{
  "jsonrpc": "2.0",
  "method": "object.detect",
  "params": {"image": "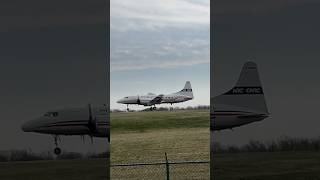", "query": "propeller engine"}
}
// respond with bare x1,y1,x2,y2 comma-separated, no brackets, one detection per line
87,104,98,134
137,96,141,105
